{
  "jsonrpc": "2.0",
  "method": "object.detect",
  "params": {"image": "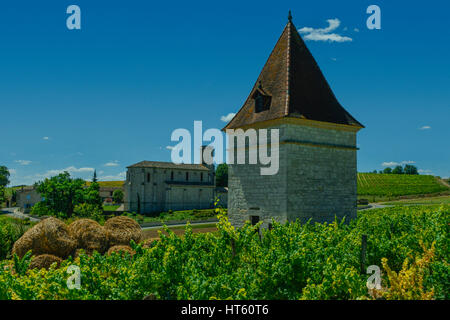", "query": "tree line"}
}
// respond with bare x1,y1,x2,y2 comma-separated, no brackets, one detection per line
371,164,419,175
